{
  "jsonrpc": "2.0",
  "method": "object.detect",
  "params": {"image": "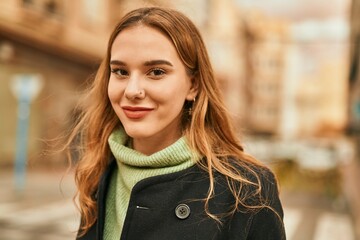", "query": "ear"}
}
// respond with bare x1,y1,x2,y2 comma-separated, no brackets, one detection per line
185,77,199,101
